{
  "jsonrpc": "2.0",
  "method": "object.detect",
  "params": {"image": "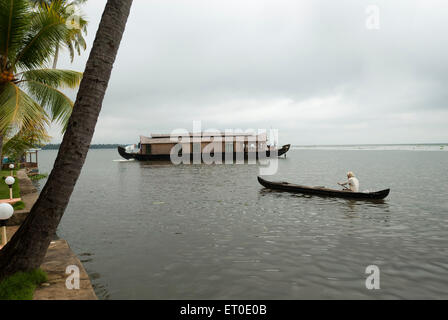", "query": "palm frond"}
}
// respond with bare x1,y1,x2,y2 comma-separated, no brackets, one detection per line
2,125,50,158
29,0,89,66
0,0,31,66
22,68,82,88
13,8,68,70
0,82,48,133
24,79,74,127
21,68,82,129
67,39,75,62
